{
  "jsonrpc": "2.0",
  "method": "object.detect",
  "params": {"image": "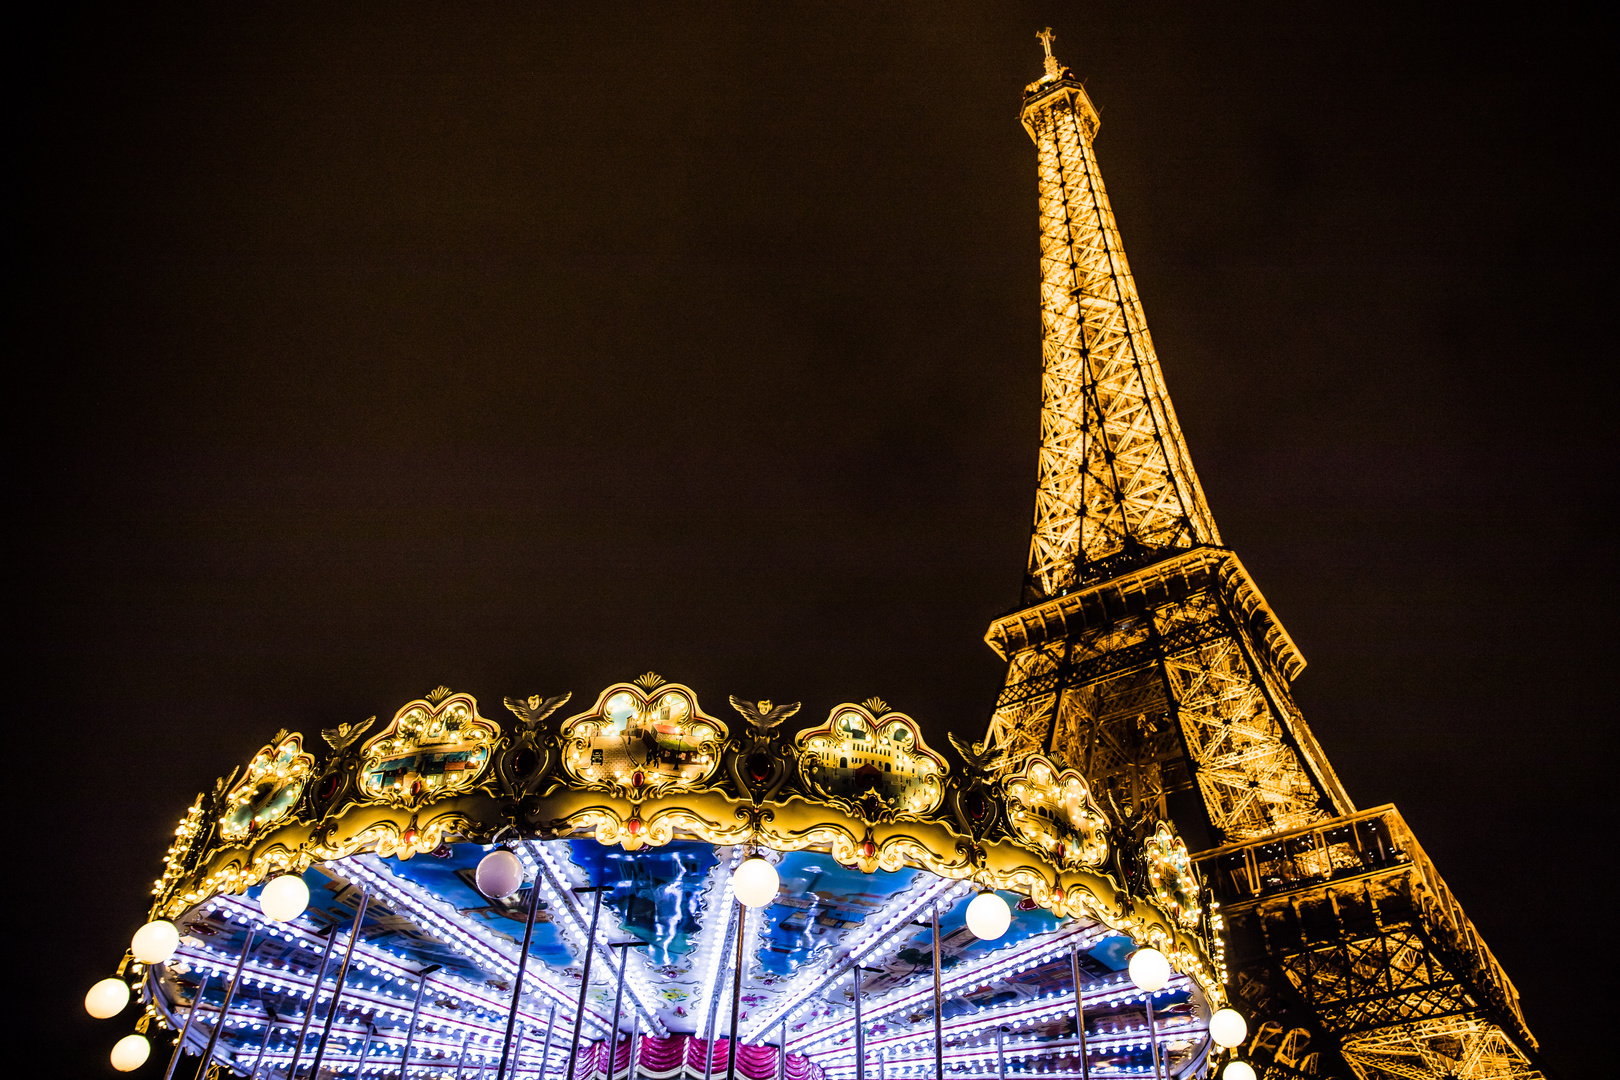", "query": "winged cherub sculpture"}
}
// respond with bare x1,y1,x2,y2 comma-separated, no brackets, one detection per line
728,696,801,736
